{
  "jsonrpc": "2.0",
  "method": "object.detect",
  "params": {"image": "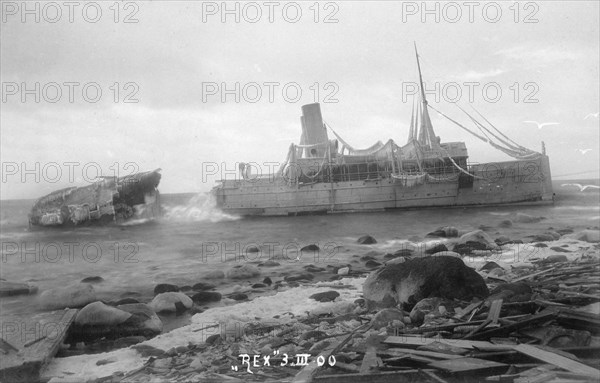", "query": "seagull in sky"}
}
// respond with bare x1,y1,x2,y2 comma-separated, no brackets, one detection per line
576,148,593,155
561,183,600,192
584,112,599,120
523,121,560,129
